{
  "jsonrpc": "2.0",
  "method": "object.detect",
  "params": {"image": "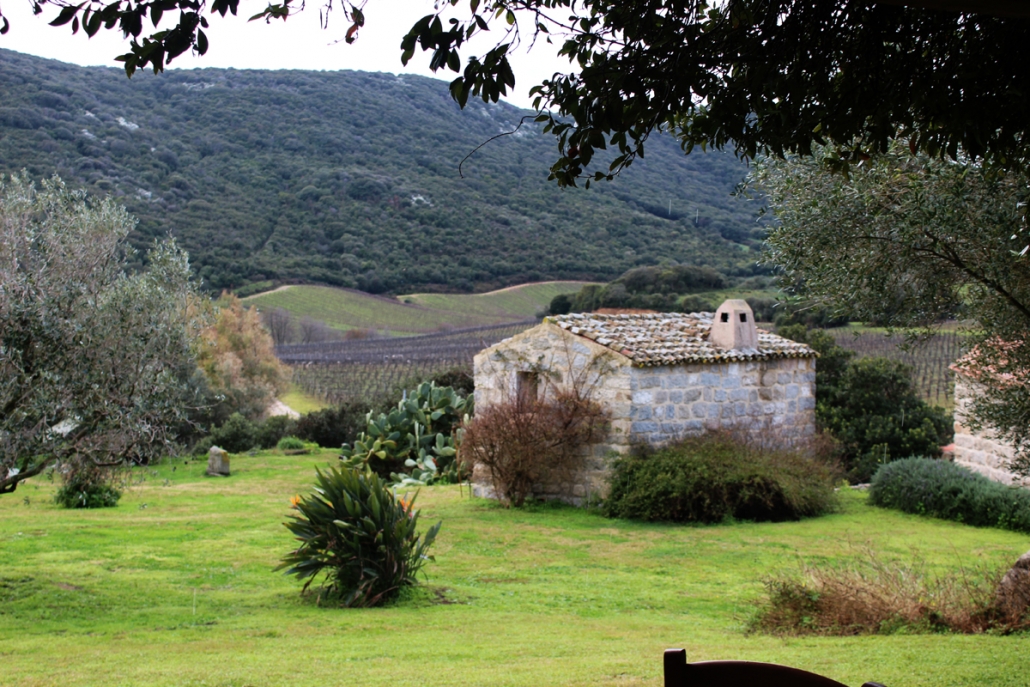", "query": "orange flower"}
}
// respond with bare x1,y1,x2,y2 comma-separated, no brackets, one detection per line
289,494,302,509
399,497,410,512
